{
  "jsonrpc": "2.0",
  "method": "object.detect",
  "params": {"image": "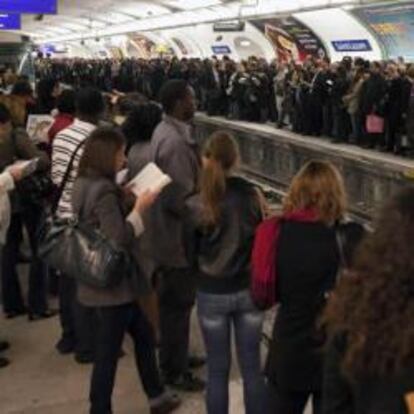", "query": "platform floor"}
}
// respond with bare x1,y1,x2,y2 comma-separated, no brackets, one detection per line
0,303,314,414
0,270,311,414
